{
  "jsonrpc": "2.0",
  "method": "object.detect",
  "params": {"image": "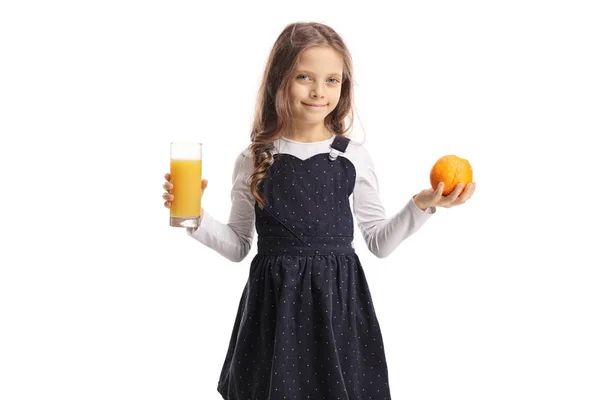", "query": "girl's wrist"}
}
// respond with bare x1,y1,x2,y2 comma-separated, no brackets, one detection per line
412,195,428,211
